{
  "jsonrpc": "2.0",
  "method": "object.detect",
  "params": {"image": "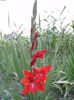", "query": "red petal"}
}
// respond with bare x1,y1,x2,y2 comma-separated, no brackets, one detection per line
36,81,45,91
22,86,29,94
21,77,30,85
40,64,52,74
32,67,40,73
21,77,25,85
29,83,36,93
24,70,34,76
